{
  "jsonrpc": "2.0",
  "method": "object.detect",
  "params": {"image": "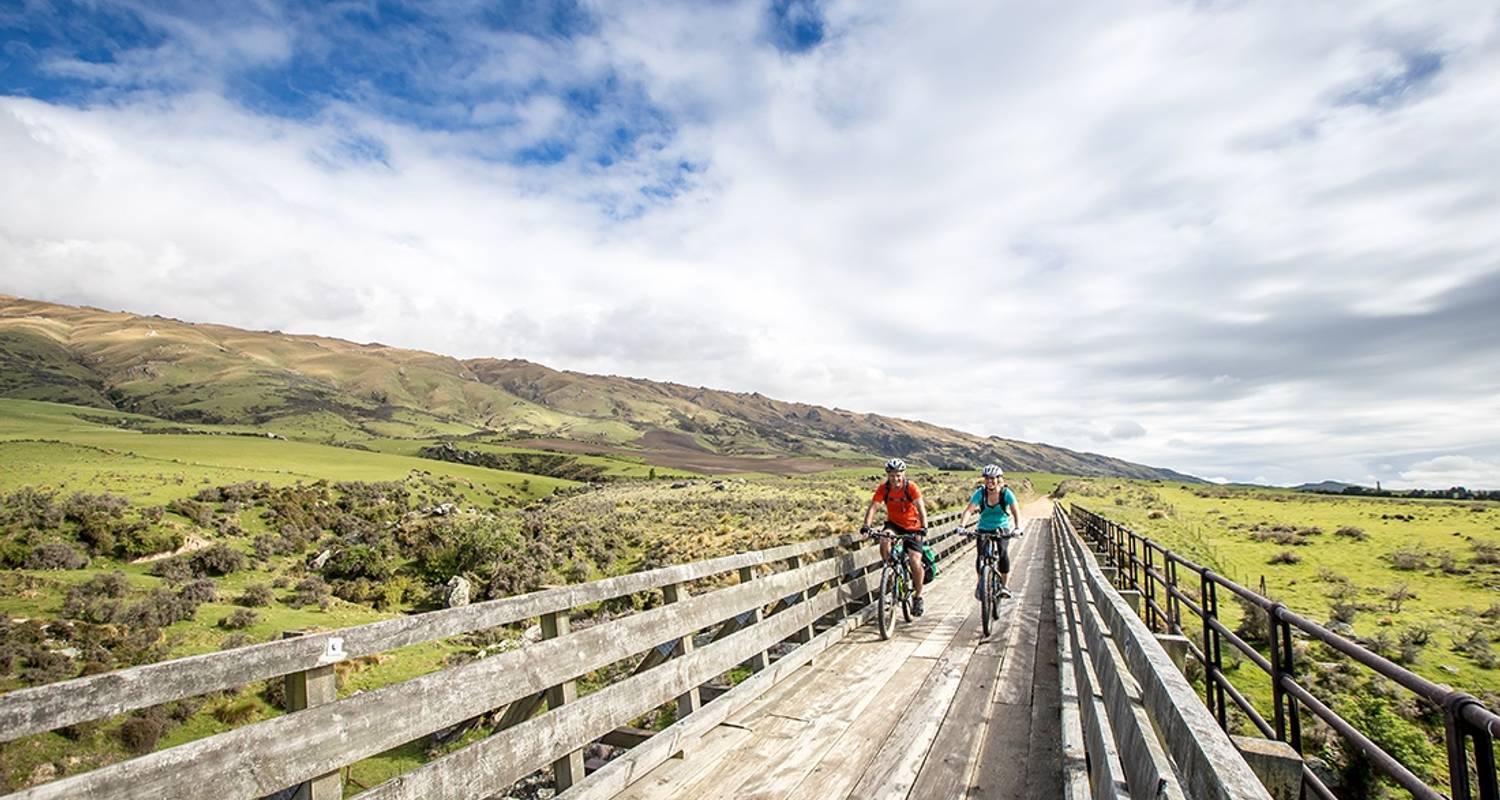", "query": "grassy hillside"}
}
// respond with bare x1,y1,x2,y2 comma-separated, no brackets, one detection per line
0,294,1189,480
1058,478,1500,795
